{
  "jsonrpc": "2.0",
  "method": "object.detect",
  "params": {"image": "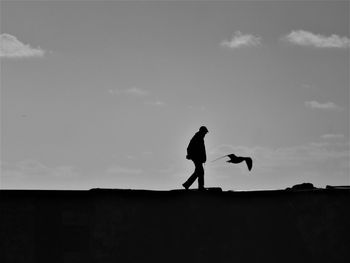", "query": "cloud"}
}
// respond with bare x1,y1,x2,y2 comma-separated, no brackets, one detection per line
0,33,45,58
109,87,149,97
209,141,349,177
304,101,342,111
283,30,350,48
188,105,206,111
109,87,166,107
124,87,149,96
321,134,345,139
108,89,121,95
301,83,319,90
1,159,79,178
221,31,261,49
106,165,142,176
145,100,165,106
